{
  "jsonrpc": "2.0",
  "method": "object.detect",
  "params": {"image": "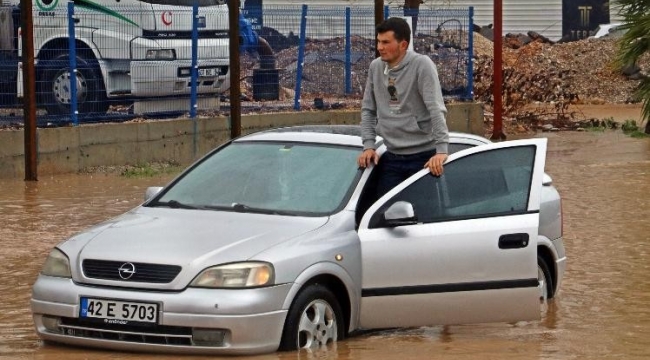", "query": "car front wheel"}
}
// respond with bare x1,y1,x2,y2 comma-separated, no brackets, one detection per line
538,256,553,314
279,284,344,351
